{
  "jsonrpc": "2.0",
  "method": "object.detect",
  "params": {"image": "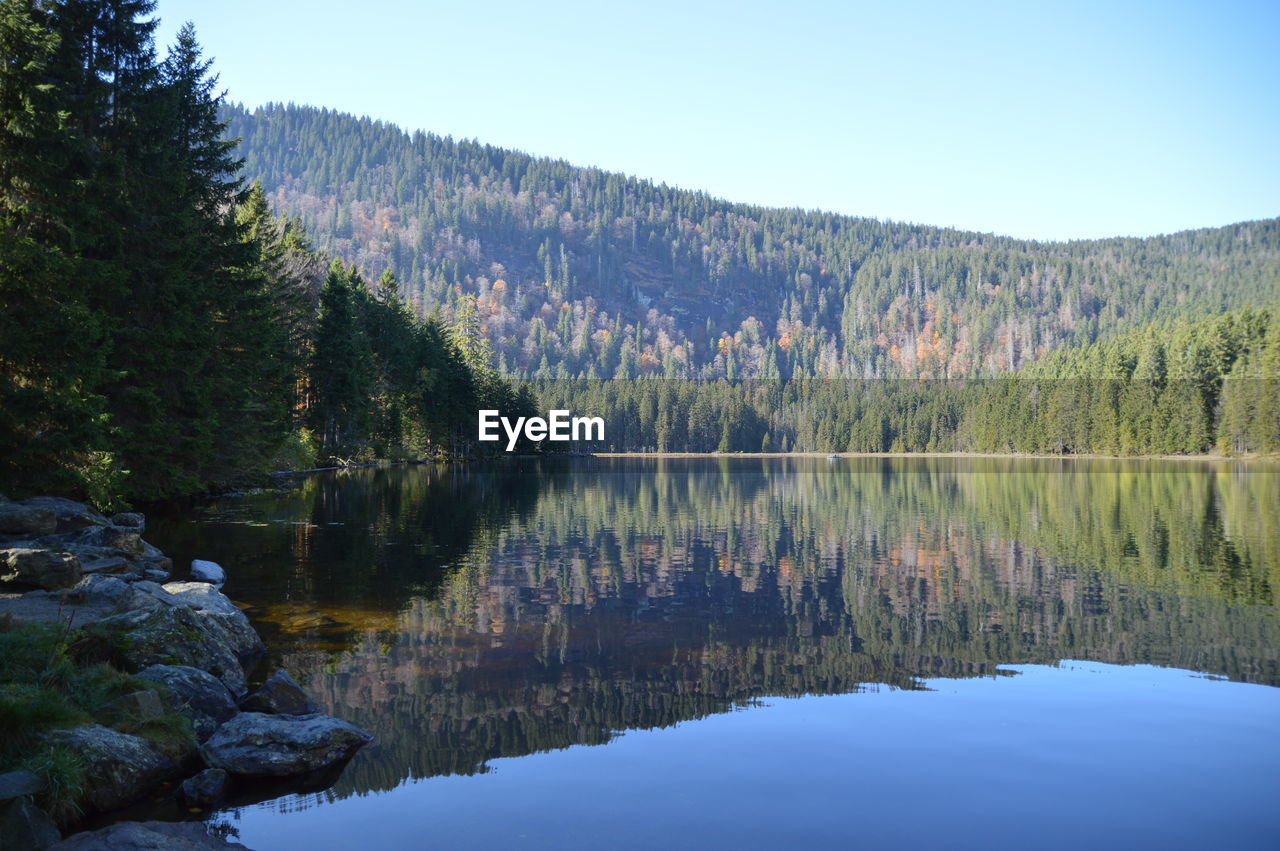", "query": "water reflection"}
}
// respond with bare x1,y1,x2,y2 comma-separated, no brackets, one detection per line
148,458,1280,811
